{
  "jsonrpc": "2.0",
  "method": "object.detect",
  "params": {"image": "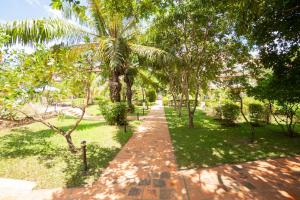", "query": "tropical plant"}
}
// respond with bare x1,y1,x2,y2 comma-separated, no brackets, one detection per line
0,0,170,105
